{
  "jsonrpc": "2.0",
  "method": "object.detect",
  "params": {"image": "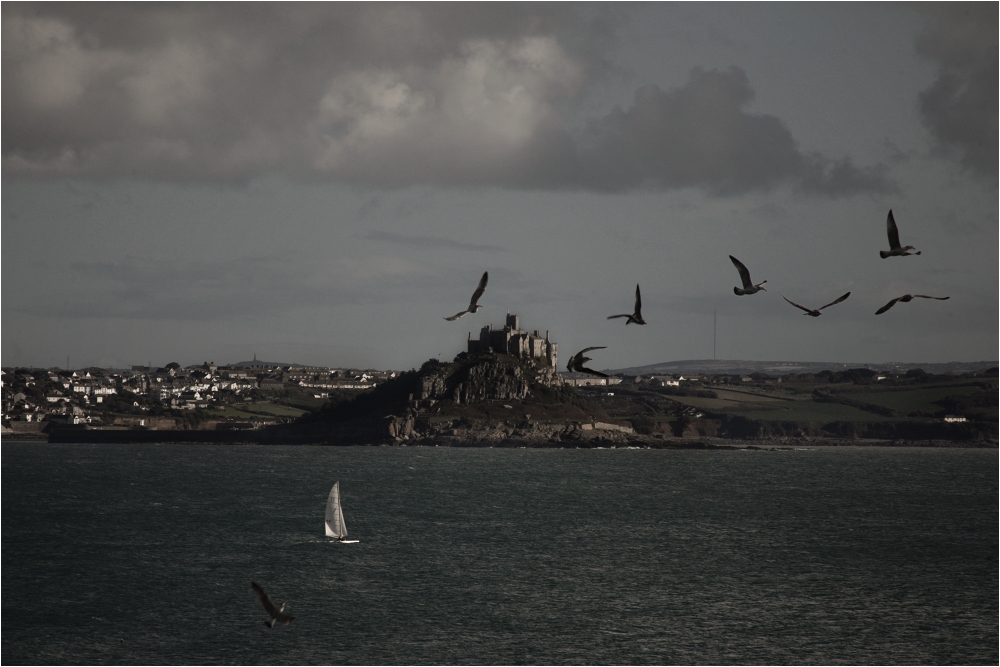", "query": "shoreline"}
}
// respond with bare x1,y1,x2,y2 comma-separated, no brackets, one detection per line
28,427,999,449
